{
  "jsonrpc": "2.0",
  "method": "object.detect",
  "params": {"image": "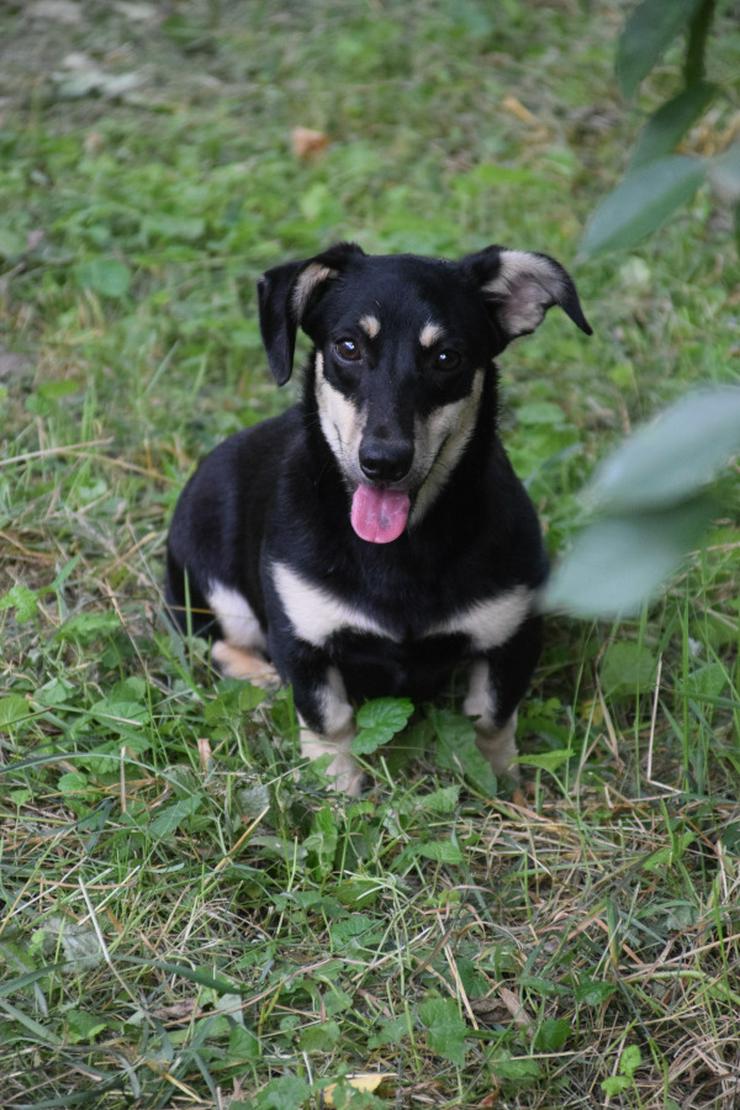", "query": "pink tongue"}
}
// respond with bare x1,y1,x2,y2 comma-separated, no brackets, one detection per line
351,485,411,544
